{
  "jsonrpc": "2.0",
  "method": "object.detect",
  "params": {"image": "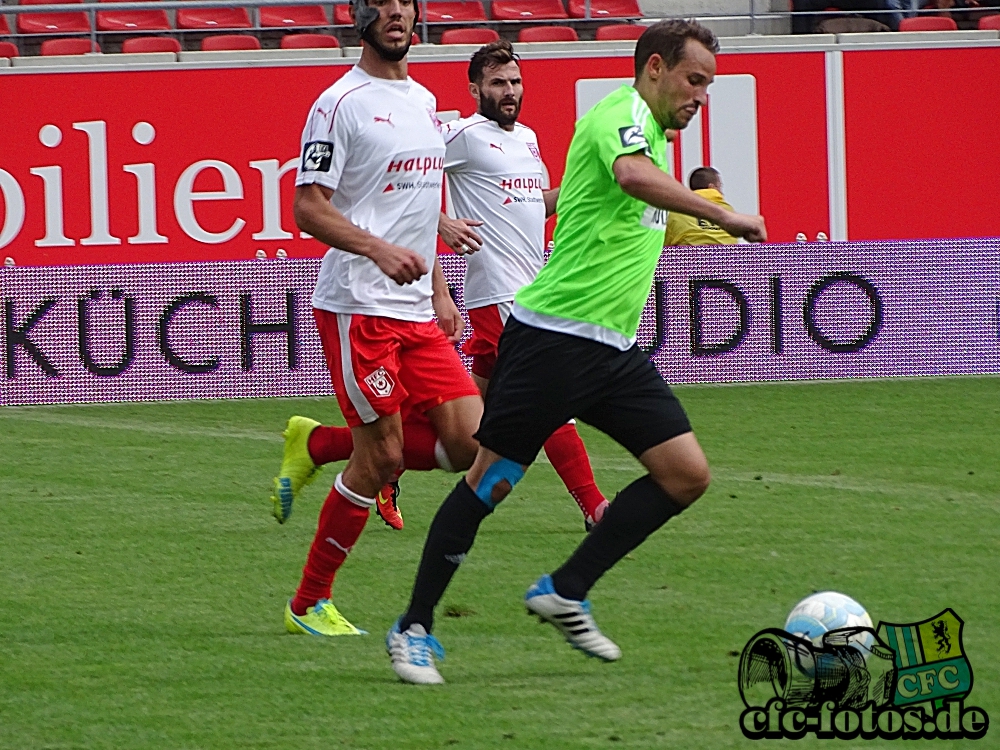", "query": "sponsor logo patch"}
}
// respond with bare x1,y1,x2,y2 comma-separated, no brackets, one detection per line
363,366,395,397
302,141,333,172
618,125,646,148
640,204,668,230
